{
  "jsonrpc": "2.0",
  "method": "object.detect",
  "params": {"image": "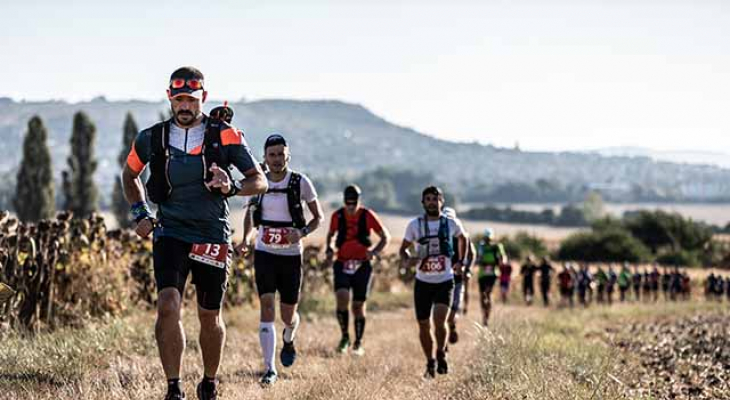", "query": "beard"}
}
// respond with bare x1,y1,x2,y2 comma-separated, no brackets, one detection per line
174,109,197,126
425,206,440,217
